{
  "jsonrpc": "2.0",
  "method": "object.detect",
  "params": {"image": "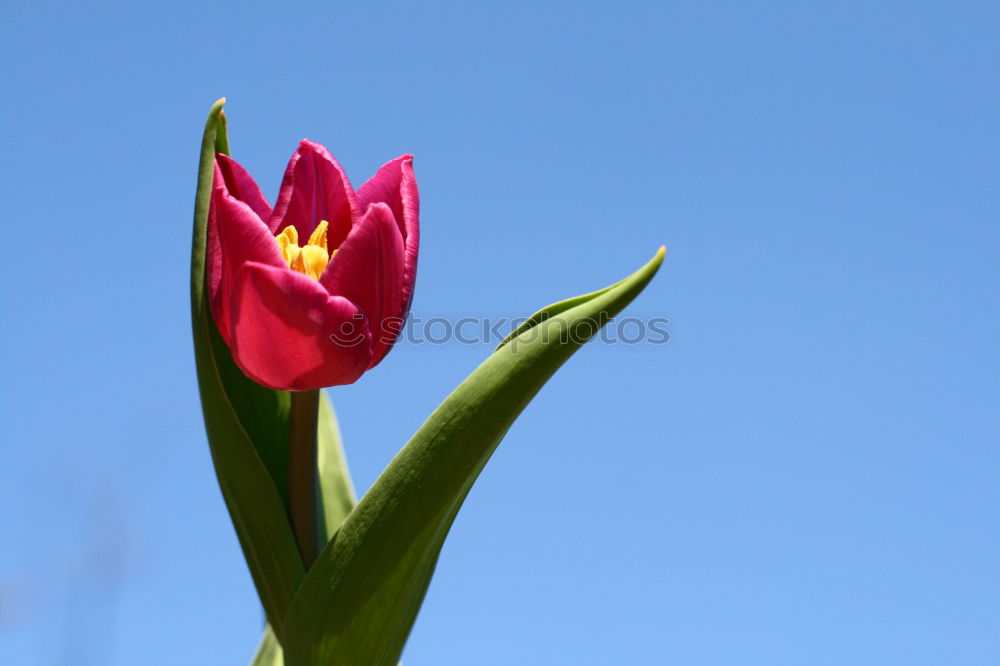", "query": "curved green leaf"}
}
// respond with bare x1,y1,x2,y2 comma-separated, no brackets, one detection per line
495,279,622,349
250,625,283,666
316,390,357,545
281,247,666,665
190,99,304,635
252,390,357,665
